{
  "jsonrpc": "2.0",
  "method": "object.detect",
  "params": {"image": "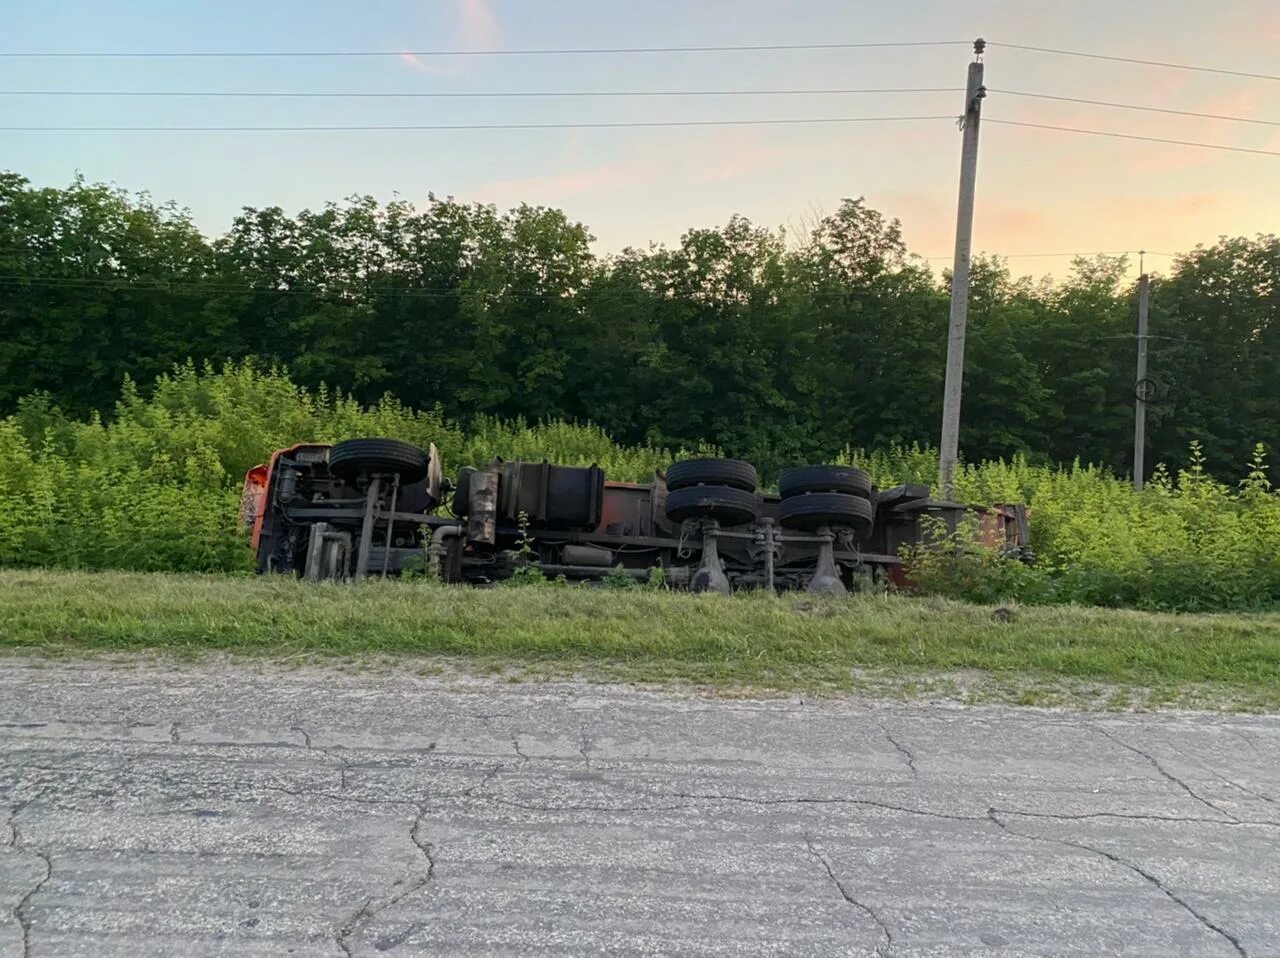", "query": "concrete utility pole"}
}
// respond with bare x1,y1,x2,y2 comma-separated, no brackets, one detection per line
1133,269,1150,490
938,39,986,499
